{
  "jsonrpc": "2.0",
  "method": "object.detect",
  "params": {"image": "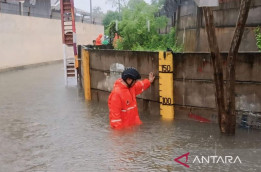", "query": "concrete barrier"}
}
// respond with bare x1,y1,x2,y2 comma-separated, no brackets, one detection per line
0,13,104,71
80,48,261,128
